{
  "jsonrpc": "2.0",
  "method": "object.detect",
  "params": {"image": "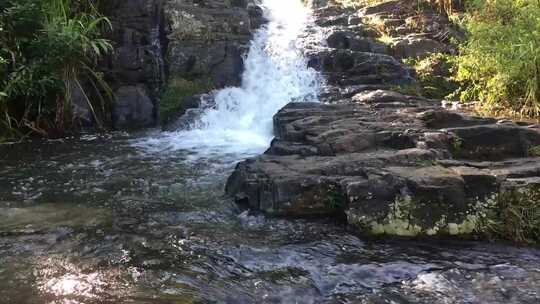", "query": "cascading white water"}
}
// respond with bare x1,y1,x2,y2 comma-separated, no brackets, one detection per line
139,0,321,157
